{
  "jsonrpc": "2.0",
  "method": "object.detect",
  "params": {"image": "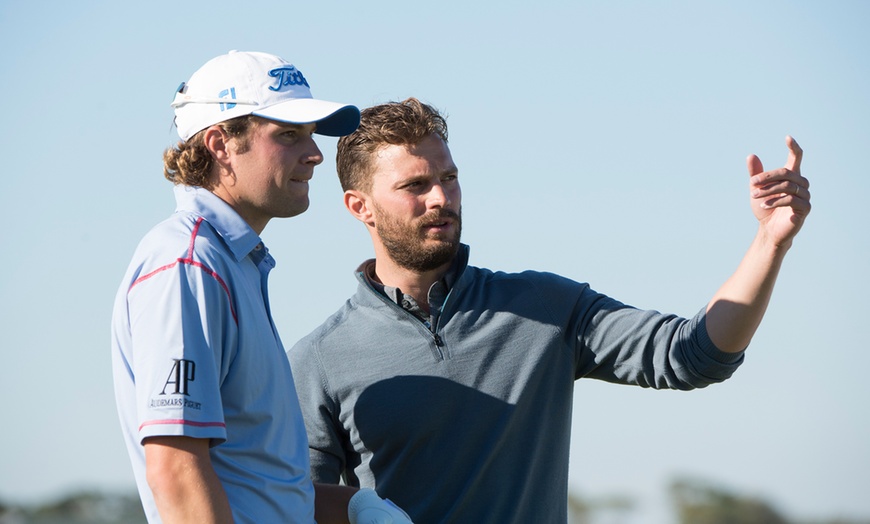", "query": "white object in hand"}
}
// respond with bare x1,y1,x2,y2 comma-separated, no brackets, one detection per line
348,488,413,524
